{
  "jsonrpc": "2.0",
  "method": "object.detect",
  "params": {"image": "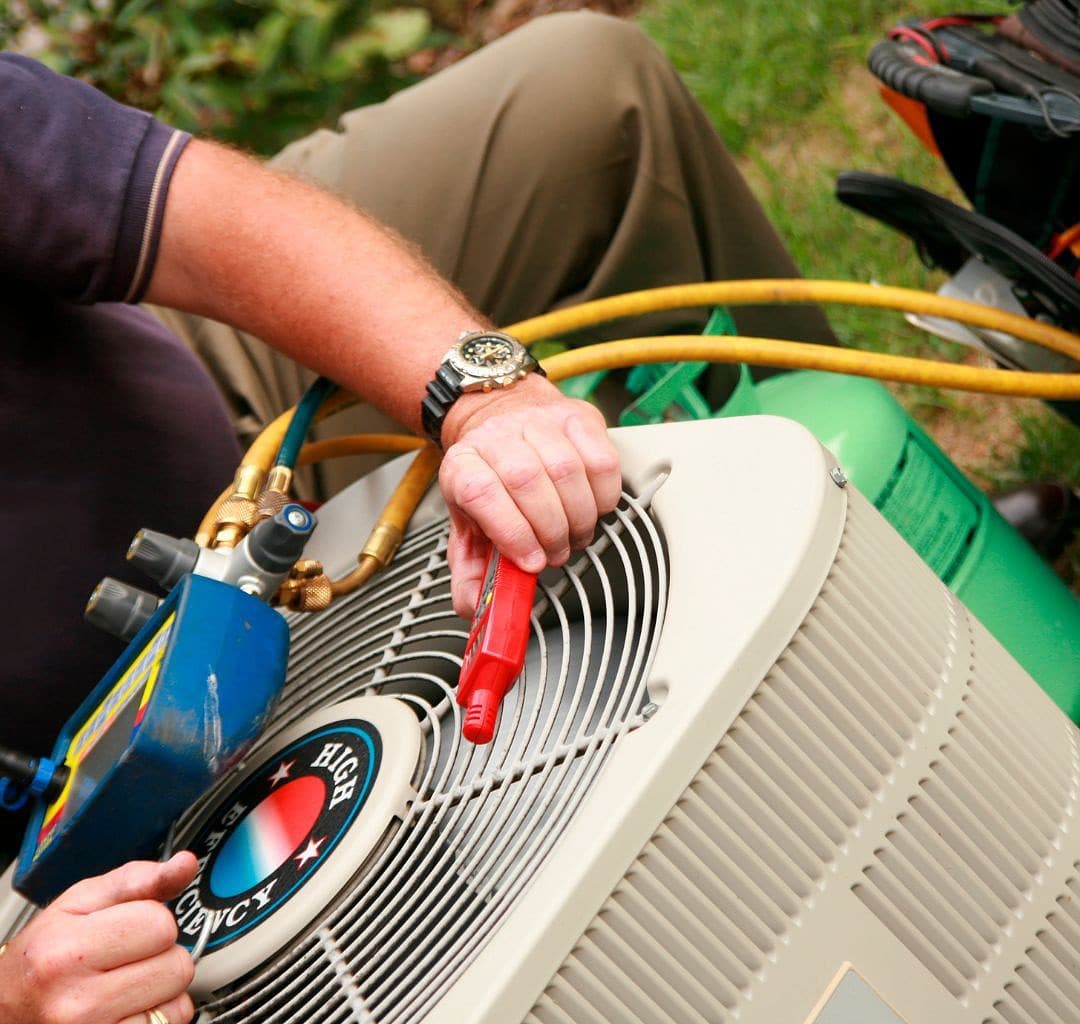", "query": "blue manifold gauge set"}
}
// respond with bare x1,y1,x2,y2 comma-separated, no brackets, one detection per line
3,503,317,905
0,381,537,908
